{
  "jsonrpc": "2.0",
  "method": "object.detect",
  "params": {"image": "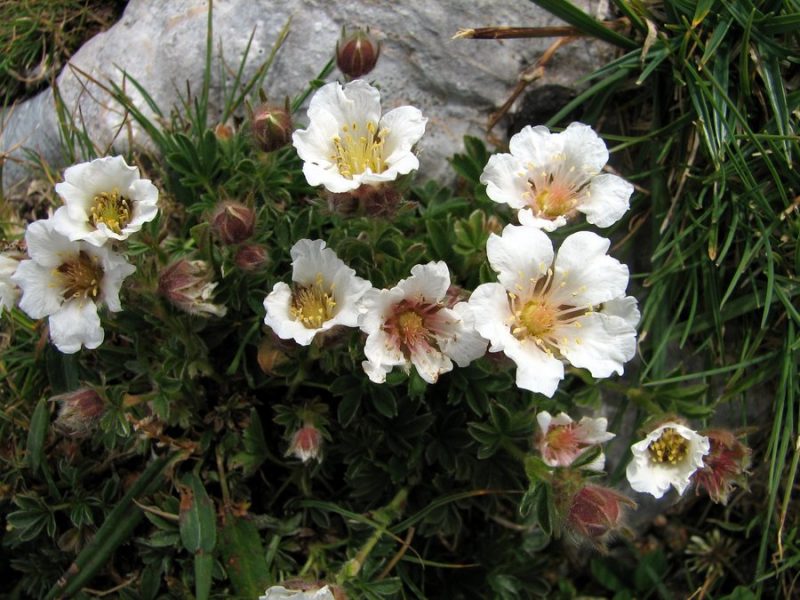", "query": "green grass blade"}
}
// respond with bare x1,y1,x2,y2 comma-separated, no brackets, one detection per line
528,0,639,49
45,454,172,599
